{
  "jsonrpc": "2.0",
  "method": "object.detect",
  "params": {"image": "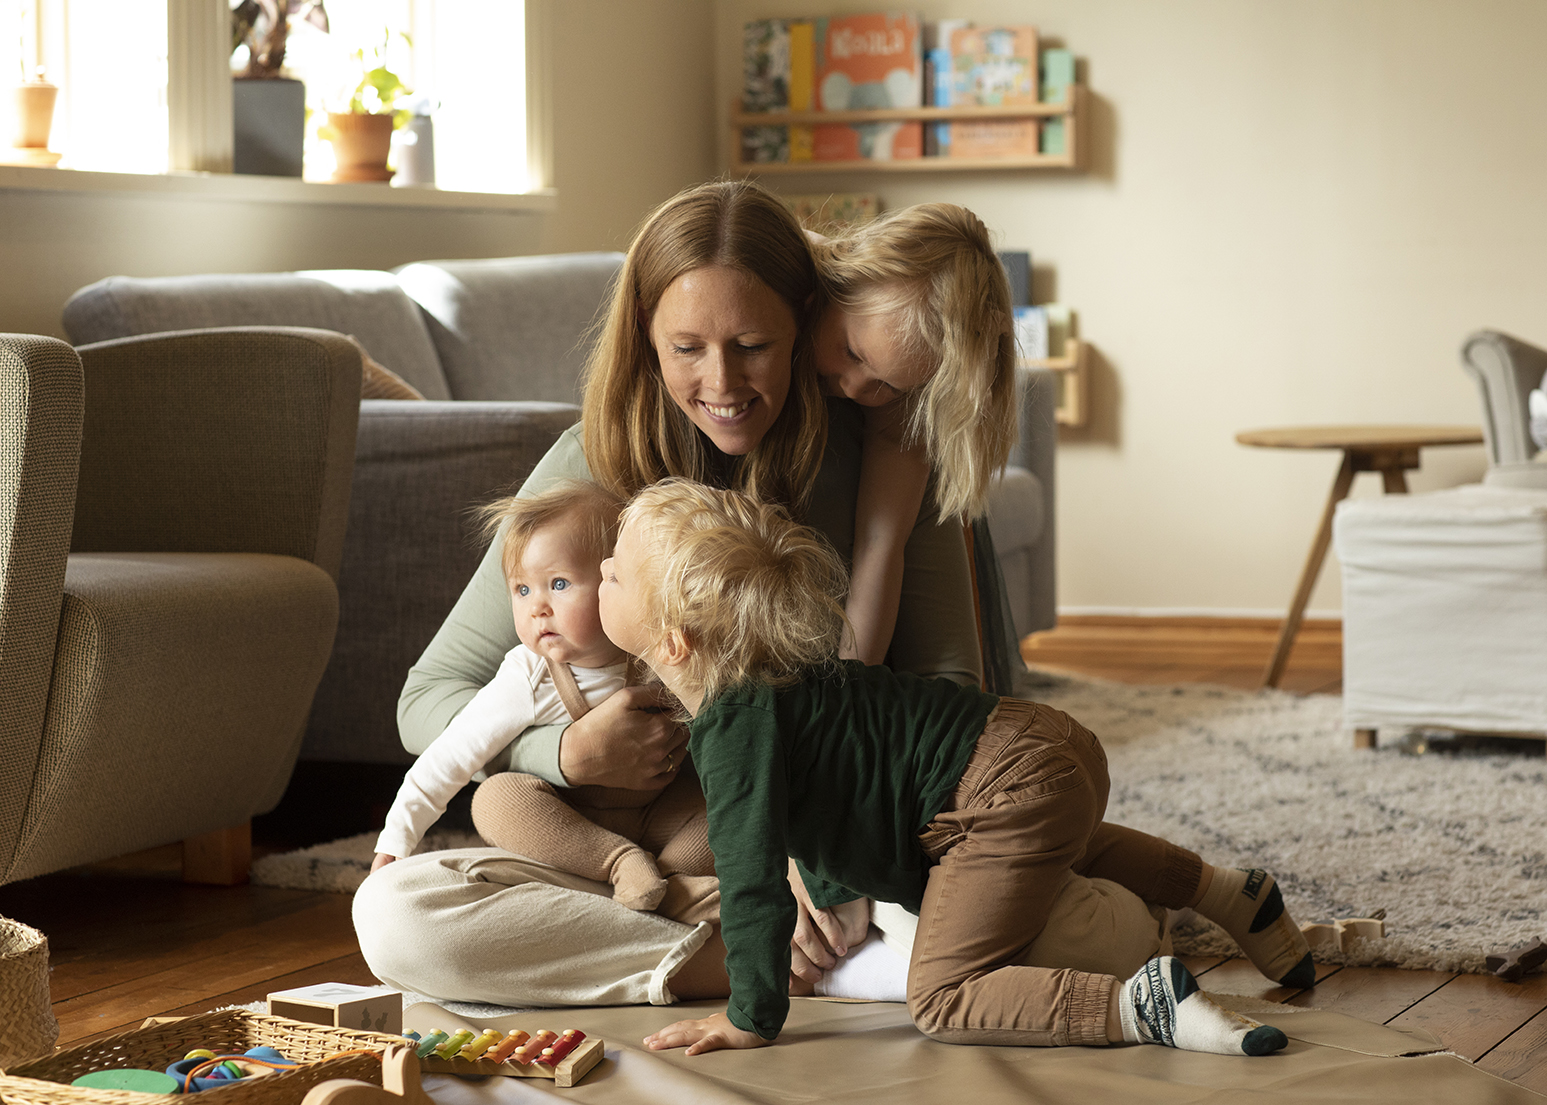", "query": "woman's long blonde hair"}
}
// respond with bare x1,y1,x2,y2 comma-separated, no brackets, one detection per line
582,180,826,515
815,203,1017,519
623,479,848,707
